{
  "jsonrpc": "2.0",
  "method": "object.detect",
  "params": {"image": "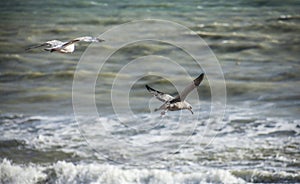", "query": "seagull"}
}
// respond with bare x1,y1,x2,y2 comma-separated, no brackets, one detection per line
146,73,204,115
25,36,104,53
